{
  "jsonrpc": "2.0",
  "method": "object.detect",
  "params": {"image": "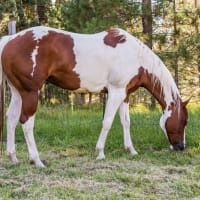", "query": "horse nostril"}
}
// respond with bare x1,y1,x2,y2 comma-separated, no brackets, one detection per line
173,143,185,151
